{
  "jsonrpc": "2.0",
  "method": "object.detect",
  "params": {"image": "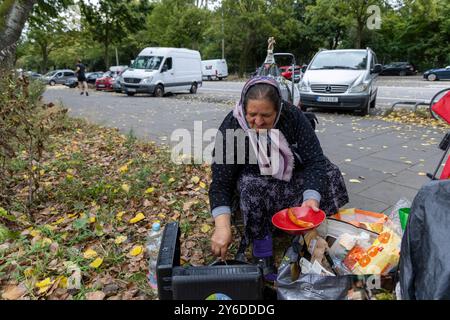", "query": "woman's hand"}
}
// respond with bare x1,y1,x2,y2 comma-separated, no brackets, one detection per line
301,199,320,212
211,215,232,260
